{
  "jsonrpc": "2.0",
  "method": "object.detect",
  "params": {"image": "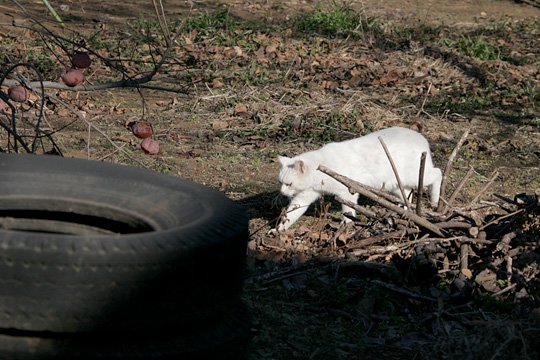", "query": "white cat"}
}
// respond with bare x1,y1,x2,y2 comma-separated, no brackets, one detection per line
274,127,442,231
